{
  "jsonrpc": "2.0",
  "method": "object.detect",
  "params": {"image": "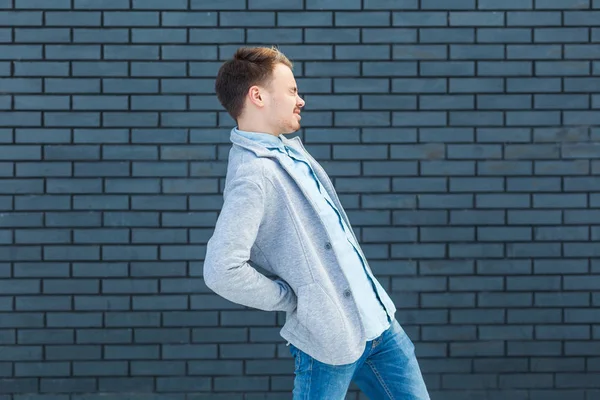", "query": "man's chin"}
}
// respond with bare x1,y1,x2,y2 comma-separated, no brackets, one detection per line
281,123,301,134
